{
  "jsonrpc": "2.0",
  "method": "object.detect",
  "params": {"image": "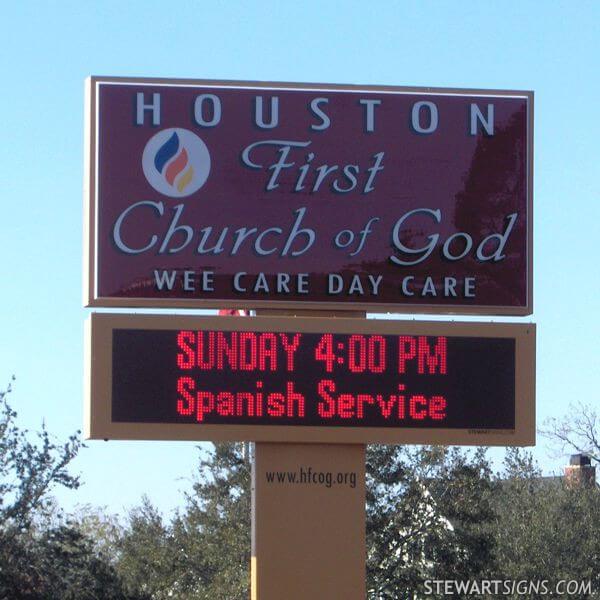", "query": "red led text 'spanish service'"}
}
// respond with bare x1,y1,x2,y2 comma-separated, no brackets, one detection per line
85,77,533,315
85,314,535,445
